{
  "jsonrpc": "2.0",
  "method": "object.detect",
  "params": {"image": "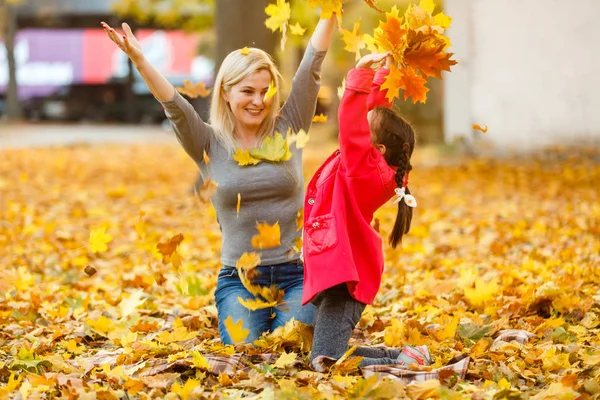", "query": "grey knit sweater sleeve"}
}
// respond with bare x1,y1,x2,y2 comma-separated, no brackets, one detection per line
280,42,327,133
159,91,214,164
